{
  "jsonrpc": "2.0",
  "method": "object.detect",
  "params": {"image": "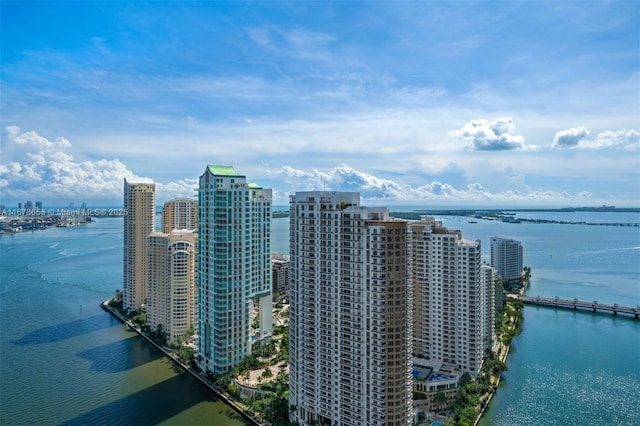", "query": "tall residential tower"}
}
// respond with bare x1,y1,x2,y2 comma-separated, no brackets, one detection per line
146,230,197,343
197,165,272,374
123,177,155,312
490,237,523,290
410,217,484,374
289,192,413,426
480,264,497,352
162,198,197,233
